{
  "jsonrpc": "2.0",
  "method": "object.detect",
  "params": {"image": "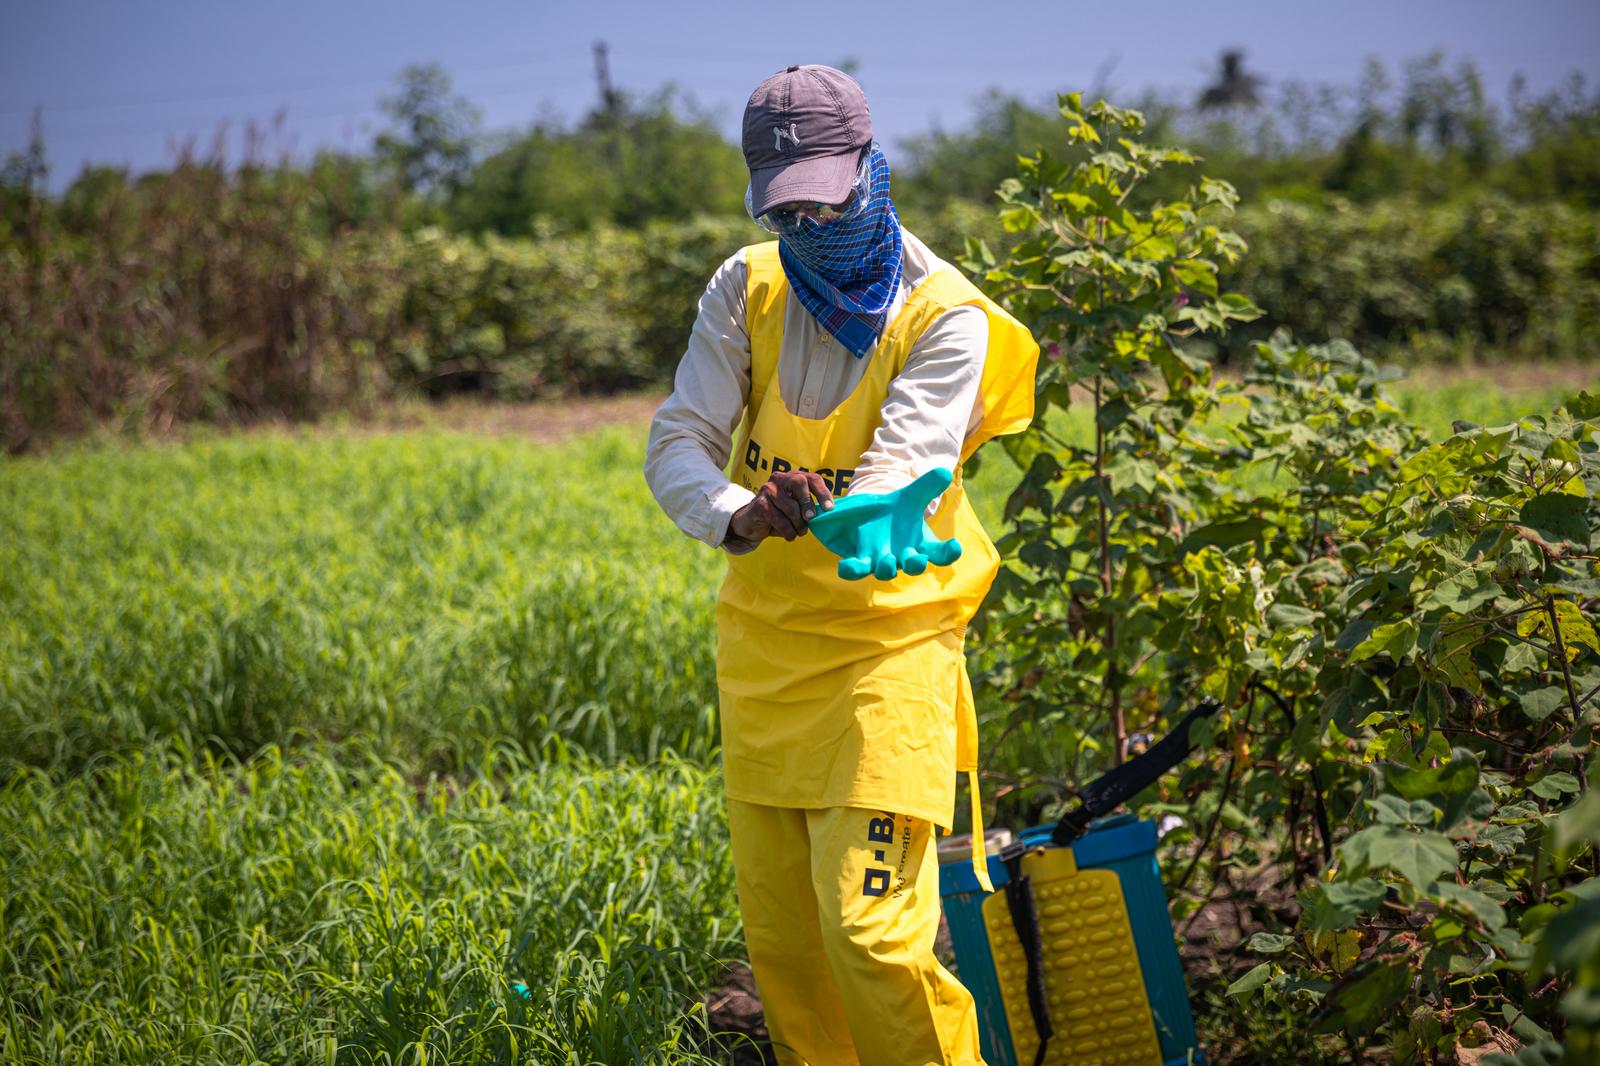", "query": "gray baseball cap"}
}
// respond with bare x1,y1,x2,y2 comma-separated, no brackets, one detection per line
742,64,873,217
